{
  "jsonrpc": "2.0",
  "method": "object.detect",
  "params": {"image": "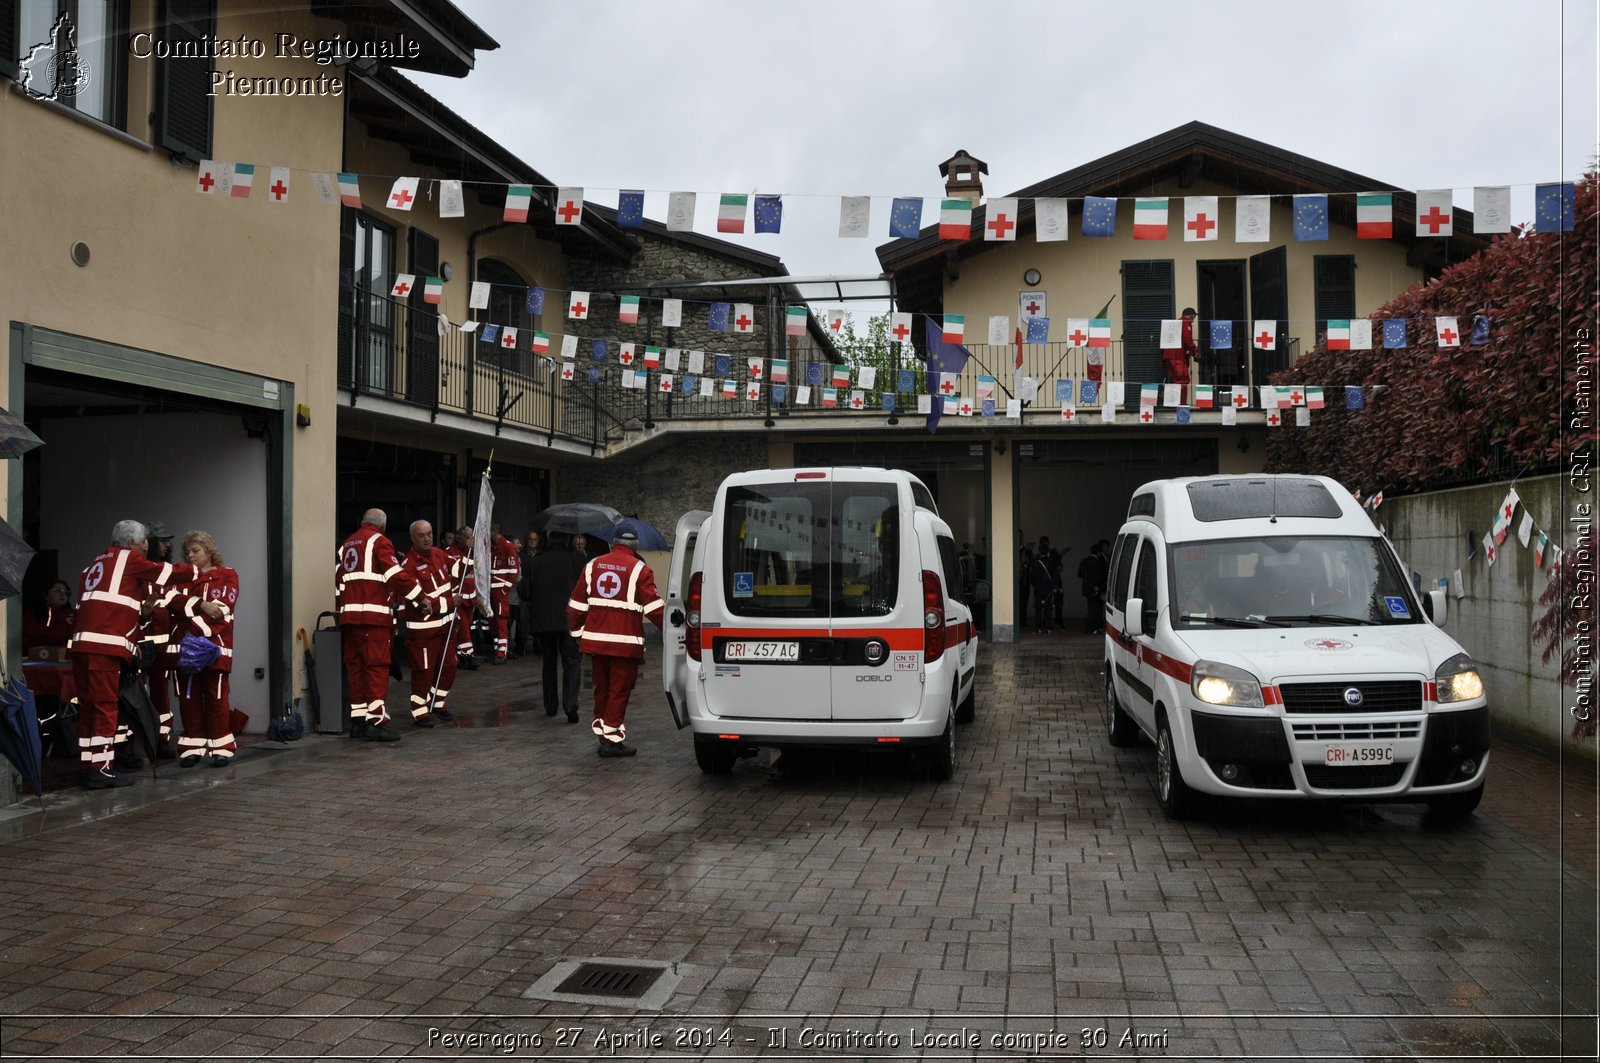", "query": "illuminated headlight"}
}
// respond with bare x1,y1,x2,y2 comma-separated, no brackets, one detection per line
1435,652,1485,703
1190,660,1264,707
